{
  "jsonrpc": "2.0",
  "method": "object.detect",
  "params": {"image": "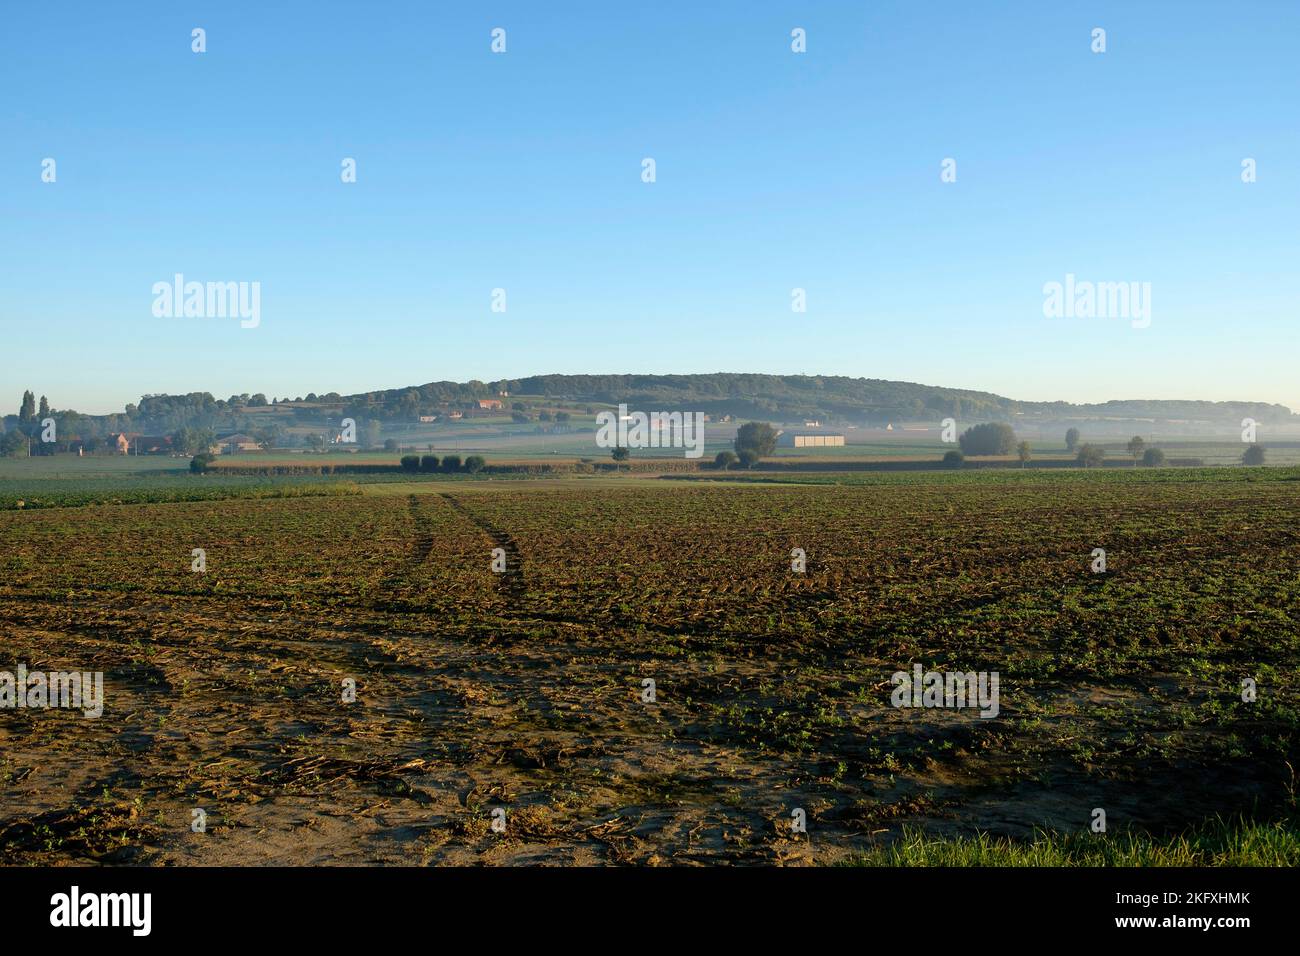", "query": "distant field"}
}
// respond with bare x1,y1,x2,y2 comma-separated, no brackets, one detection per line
1,470,1295,864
